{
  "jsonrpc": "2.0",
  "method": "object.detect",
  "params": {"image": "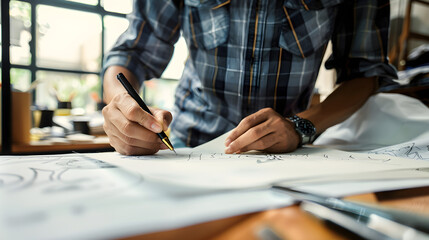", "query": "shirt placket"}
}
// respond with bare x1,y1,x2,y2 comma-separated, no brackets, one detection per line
245,0,267,115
